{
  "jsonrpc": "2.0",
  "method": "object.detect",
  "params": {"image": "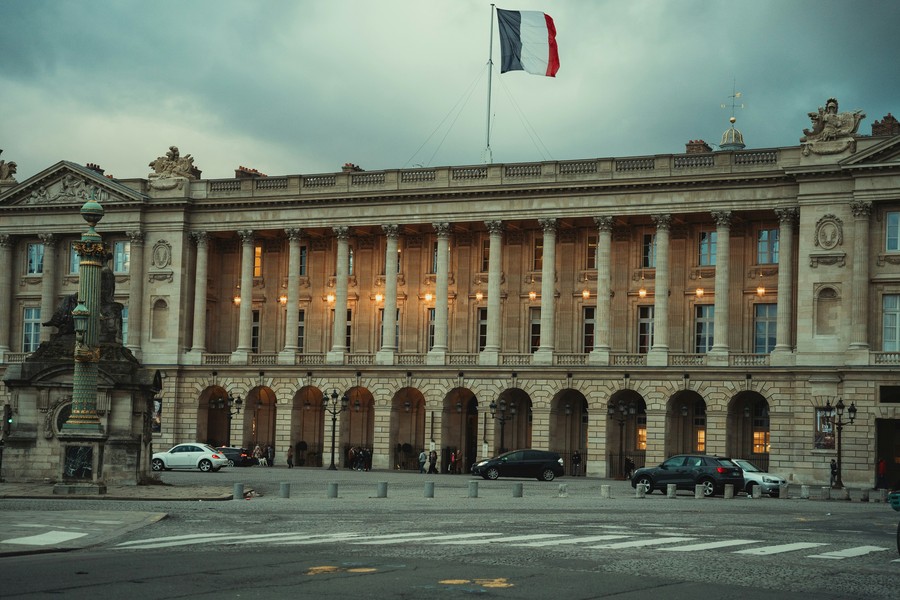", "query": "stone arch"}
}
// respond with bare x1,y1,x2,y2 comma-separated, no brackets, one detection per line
549,389,587,475
605,389,648,478
666,390,706,456
242,384,277,450
290,386,325,467
492,388,532,455
727,390,770,470
389,387,426,471
340,386,375,468
441,387,478,473
196,384,232,448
